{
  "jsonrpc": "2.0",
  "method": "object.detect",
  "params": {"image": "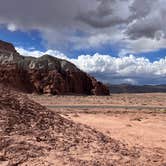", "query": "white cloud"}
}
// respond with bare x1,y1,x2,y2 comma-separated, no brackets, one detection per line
120,37,166,55
7,23,17,32
16,47,166,85
16,47,68,59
